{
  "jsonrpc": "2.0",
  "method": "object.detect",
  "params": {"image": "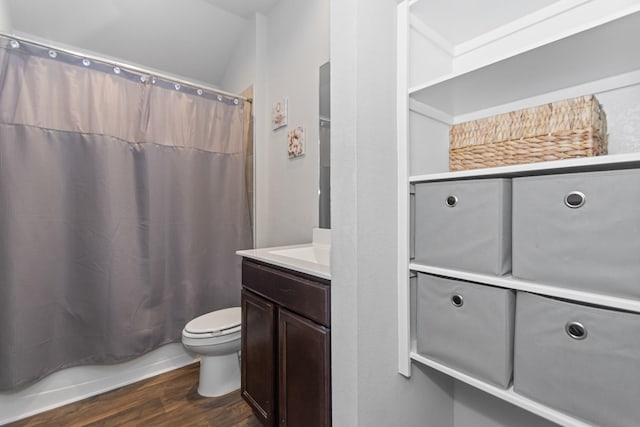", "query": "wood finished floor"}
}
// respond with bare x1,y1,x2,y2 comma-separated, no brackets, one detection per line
8,363,261,427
